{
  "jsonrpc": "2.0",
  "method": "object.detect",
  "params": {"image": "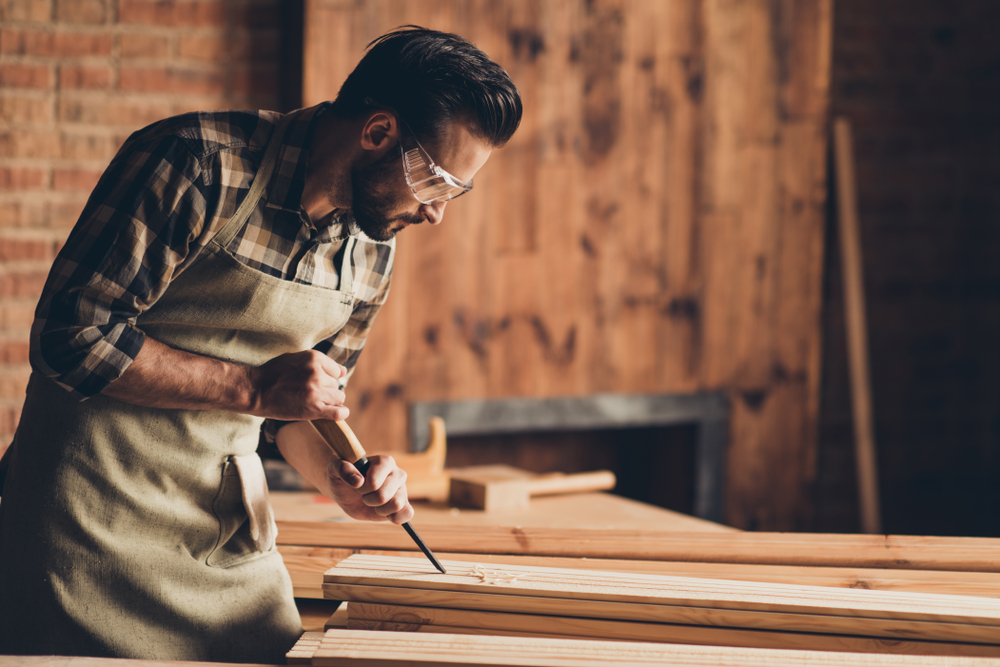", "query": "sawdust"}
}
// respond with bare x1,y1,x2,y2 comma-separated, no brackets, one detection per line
470,564,528,586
